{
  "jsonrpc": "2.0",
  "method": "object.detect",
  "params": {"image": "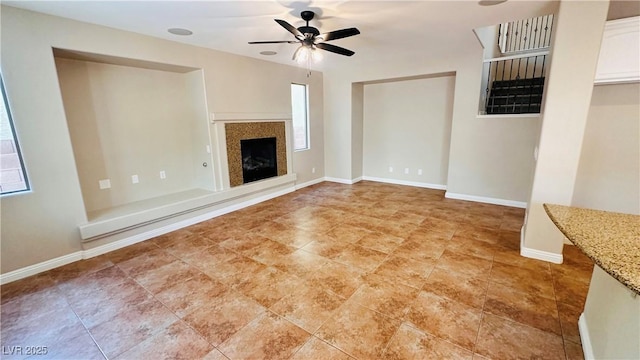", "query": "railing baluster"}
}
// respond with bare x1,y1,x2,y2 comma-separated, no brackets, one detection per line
547,15,553,47
532,17,540,49
490,61,499,113
529,55,538,112
485,61,492,113
512,21,516,52
524,20,530,50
